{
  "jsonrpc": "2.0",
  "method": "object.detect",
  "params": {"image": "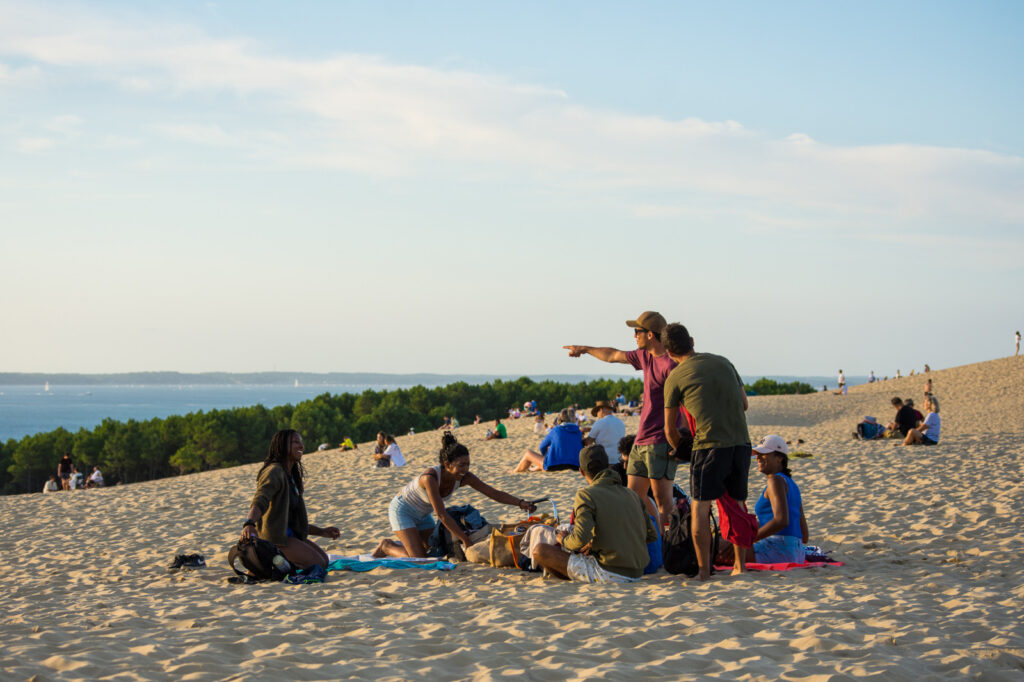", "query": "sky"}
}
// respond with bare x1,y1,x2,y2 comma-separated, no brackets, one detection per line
1,1,1022,378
